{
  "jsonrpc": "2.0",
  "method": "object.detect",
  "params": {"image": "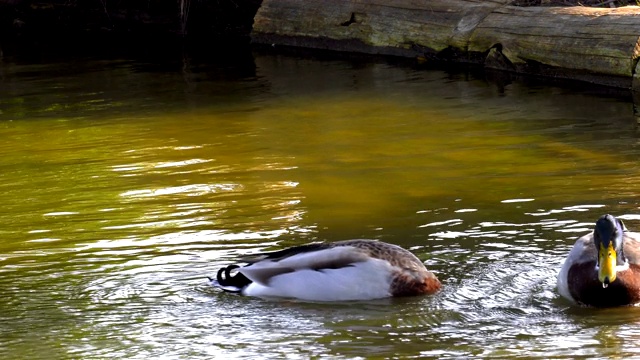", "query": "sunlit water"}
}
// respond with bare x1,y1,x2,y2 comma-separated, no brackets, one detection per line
2,44,640,359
